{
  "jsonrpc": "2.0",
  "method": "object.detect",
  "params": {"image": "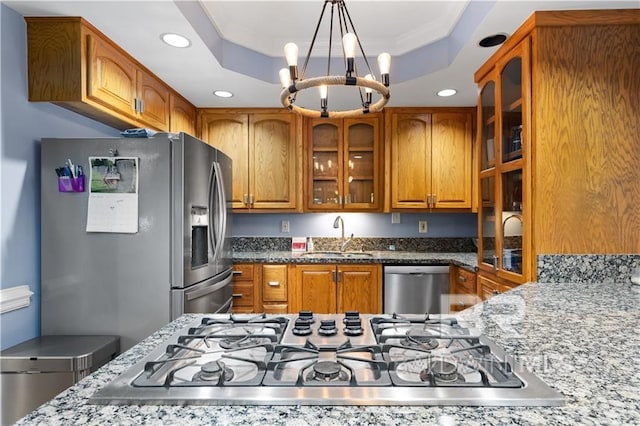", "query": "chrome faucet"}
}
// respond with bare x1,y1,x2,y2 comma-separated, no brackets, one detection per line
333,215,353,252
